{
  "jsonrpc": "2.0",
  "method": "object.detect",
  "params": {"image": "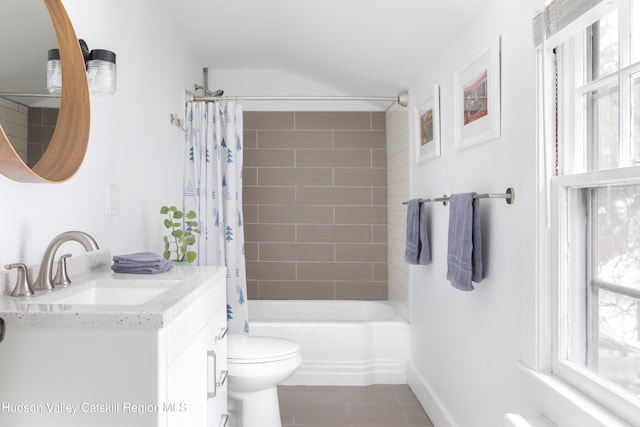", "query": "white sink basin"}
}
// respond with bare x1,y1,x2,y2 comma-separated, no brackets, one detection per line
24,279,178,306
51,286,168,305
